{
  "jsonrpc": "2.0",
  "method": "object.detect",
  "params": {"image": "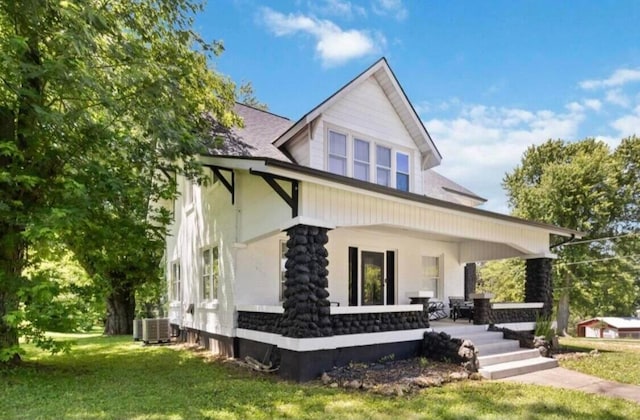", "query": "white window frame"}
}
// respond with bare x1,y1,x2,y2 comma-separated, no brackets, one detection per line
201,246,219,302
328,130,348,176
170,260,181,301
325,125,412,192
353,138,370,181
422,255,443,300
396,152,410,191
376,145,392,187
